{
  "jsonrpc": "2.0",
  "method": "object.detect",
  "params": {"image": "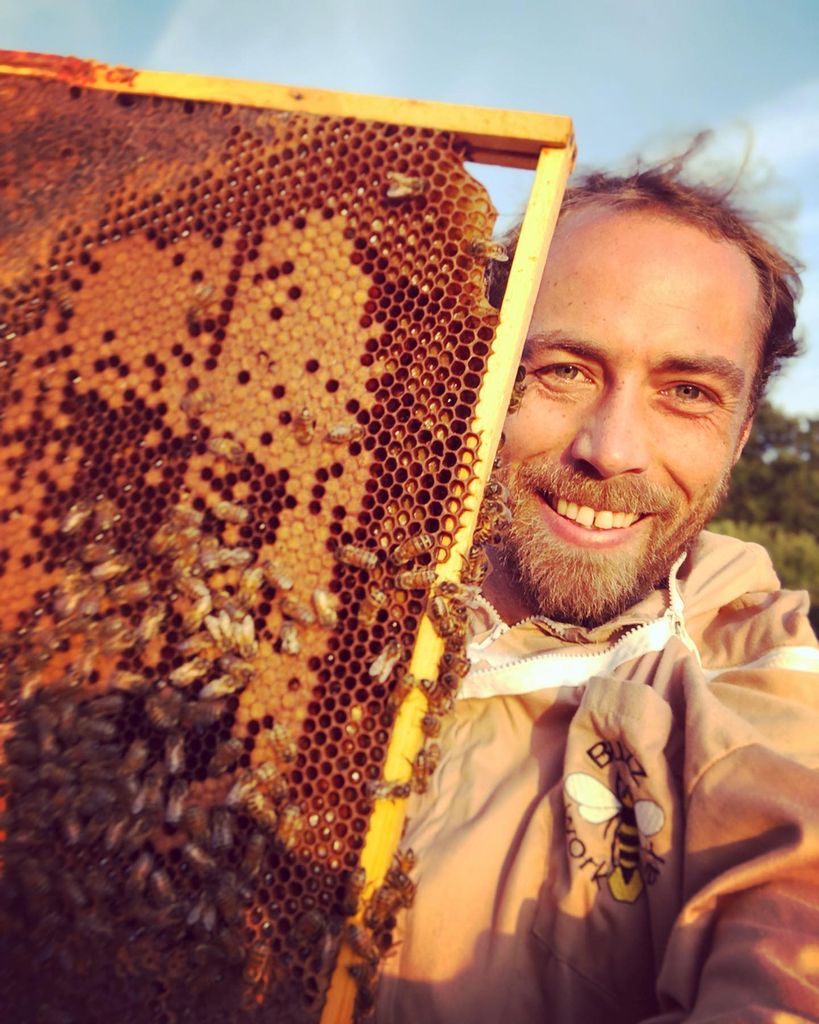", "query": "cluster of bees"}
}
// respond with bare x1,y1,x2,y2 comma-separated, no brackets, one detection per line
0,66,513,1022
